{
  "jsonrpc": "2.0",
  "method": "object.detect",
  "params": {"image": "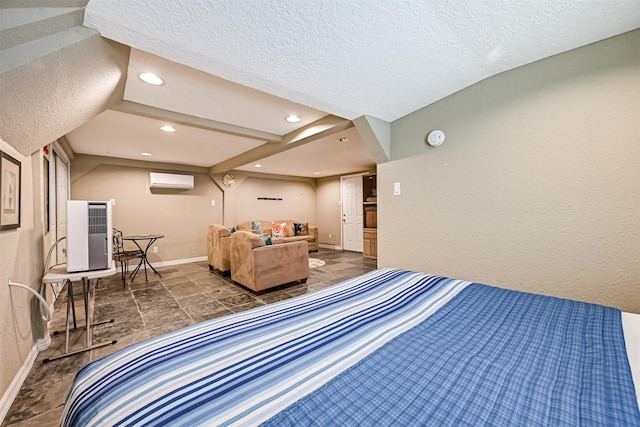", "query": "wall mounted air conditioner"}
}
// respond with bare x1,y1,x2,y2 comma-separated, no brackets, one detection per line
149,172,194,189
